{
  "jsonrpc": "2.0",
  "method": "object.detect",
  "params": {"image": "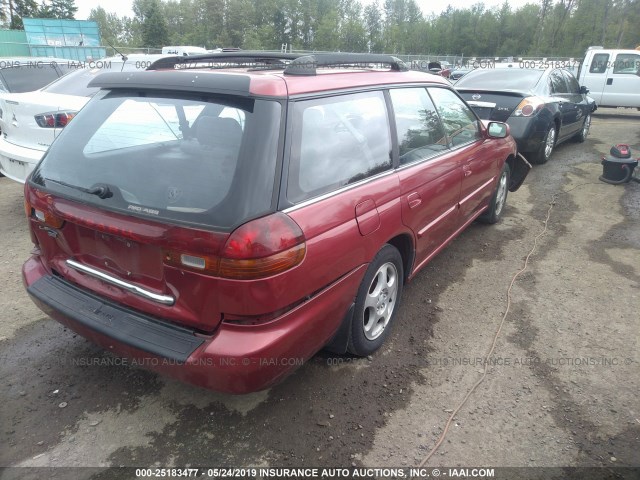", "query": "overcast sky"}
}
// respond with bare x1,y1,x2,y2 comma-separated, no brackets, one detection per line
76,0,533,20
